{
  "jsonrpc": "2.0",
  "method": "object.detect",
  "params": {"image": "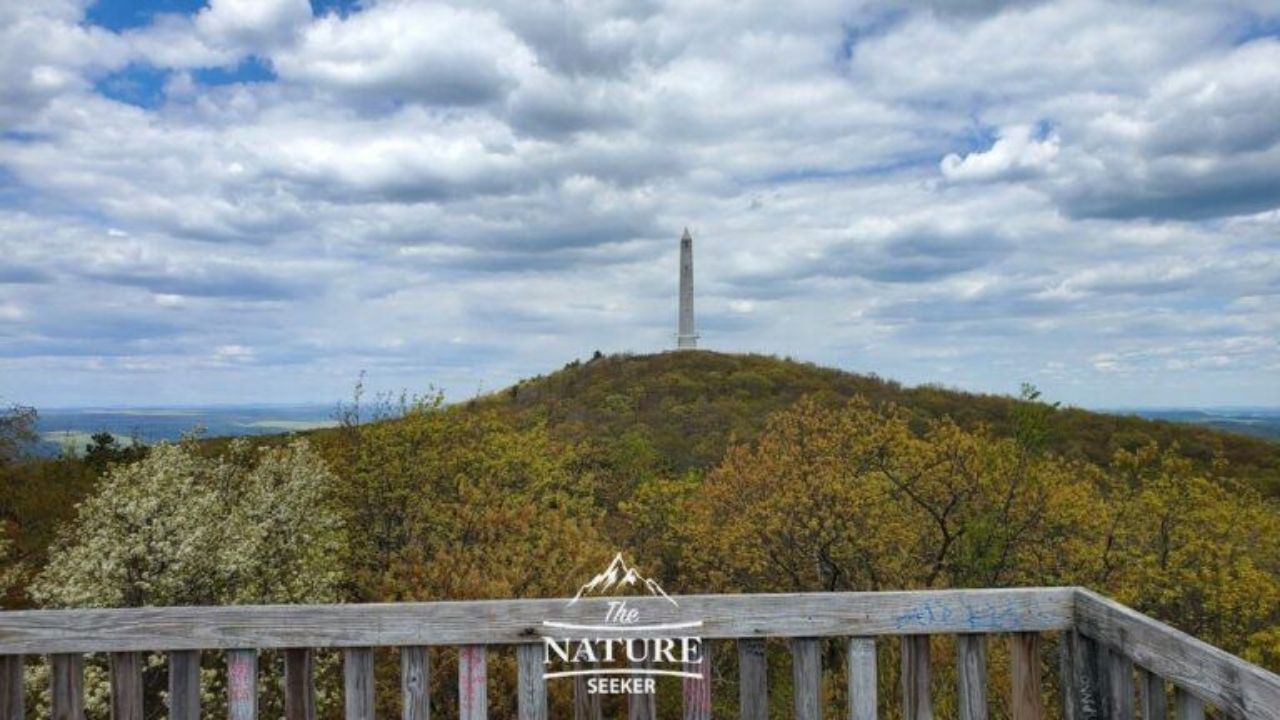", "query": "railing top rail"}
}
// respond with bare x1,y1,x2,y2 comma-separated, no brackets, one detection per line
1073,588,1280,720
0,587,1076,654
